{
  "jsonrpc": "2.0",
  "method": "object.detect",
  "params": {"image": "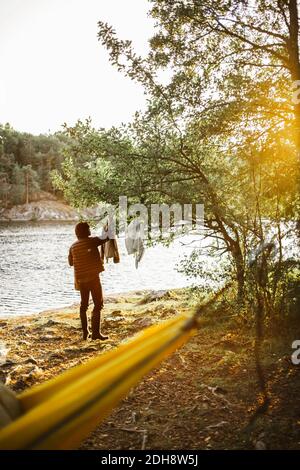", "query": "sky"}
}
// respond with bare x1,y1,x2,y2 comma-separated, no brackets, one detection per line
0,0,154,135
